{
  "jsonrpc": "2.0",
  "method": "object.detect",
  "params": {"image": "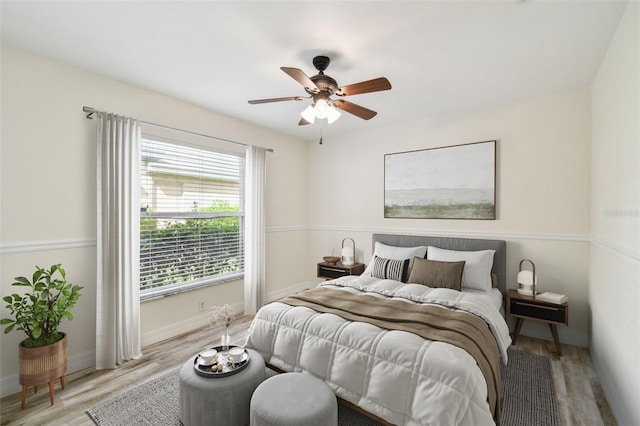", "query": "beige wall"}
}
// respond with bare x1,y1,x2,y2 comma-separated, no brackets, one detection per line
306,89,592,348
590,2,640,425
0,46,309,396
